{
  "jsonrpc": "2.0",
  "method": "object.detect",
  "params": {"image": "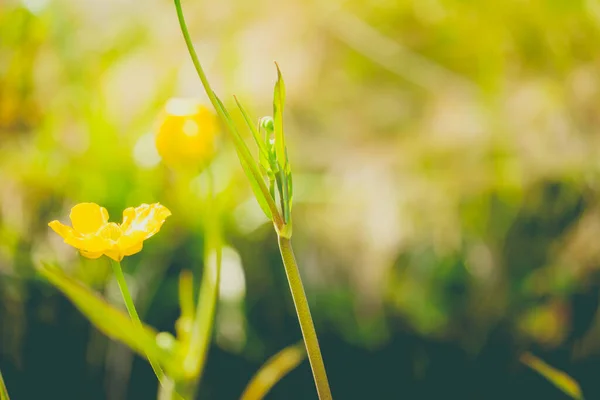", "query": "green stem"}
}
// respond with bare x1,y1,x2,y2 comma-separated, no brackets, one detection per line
181,170,222,397
157,378,183,400
277,236,332,399
173,0,283,230
110,260,165,383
